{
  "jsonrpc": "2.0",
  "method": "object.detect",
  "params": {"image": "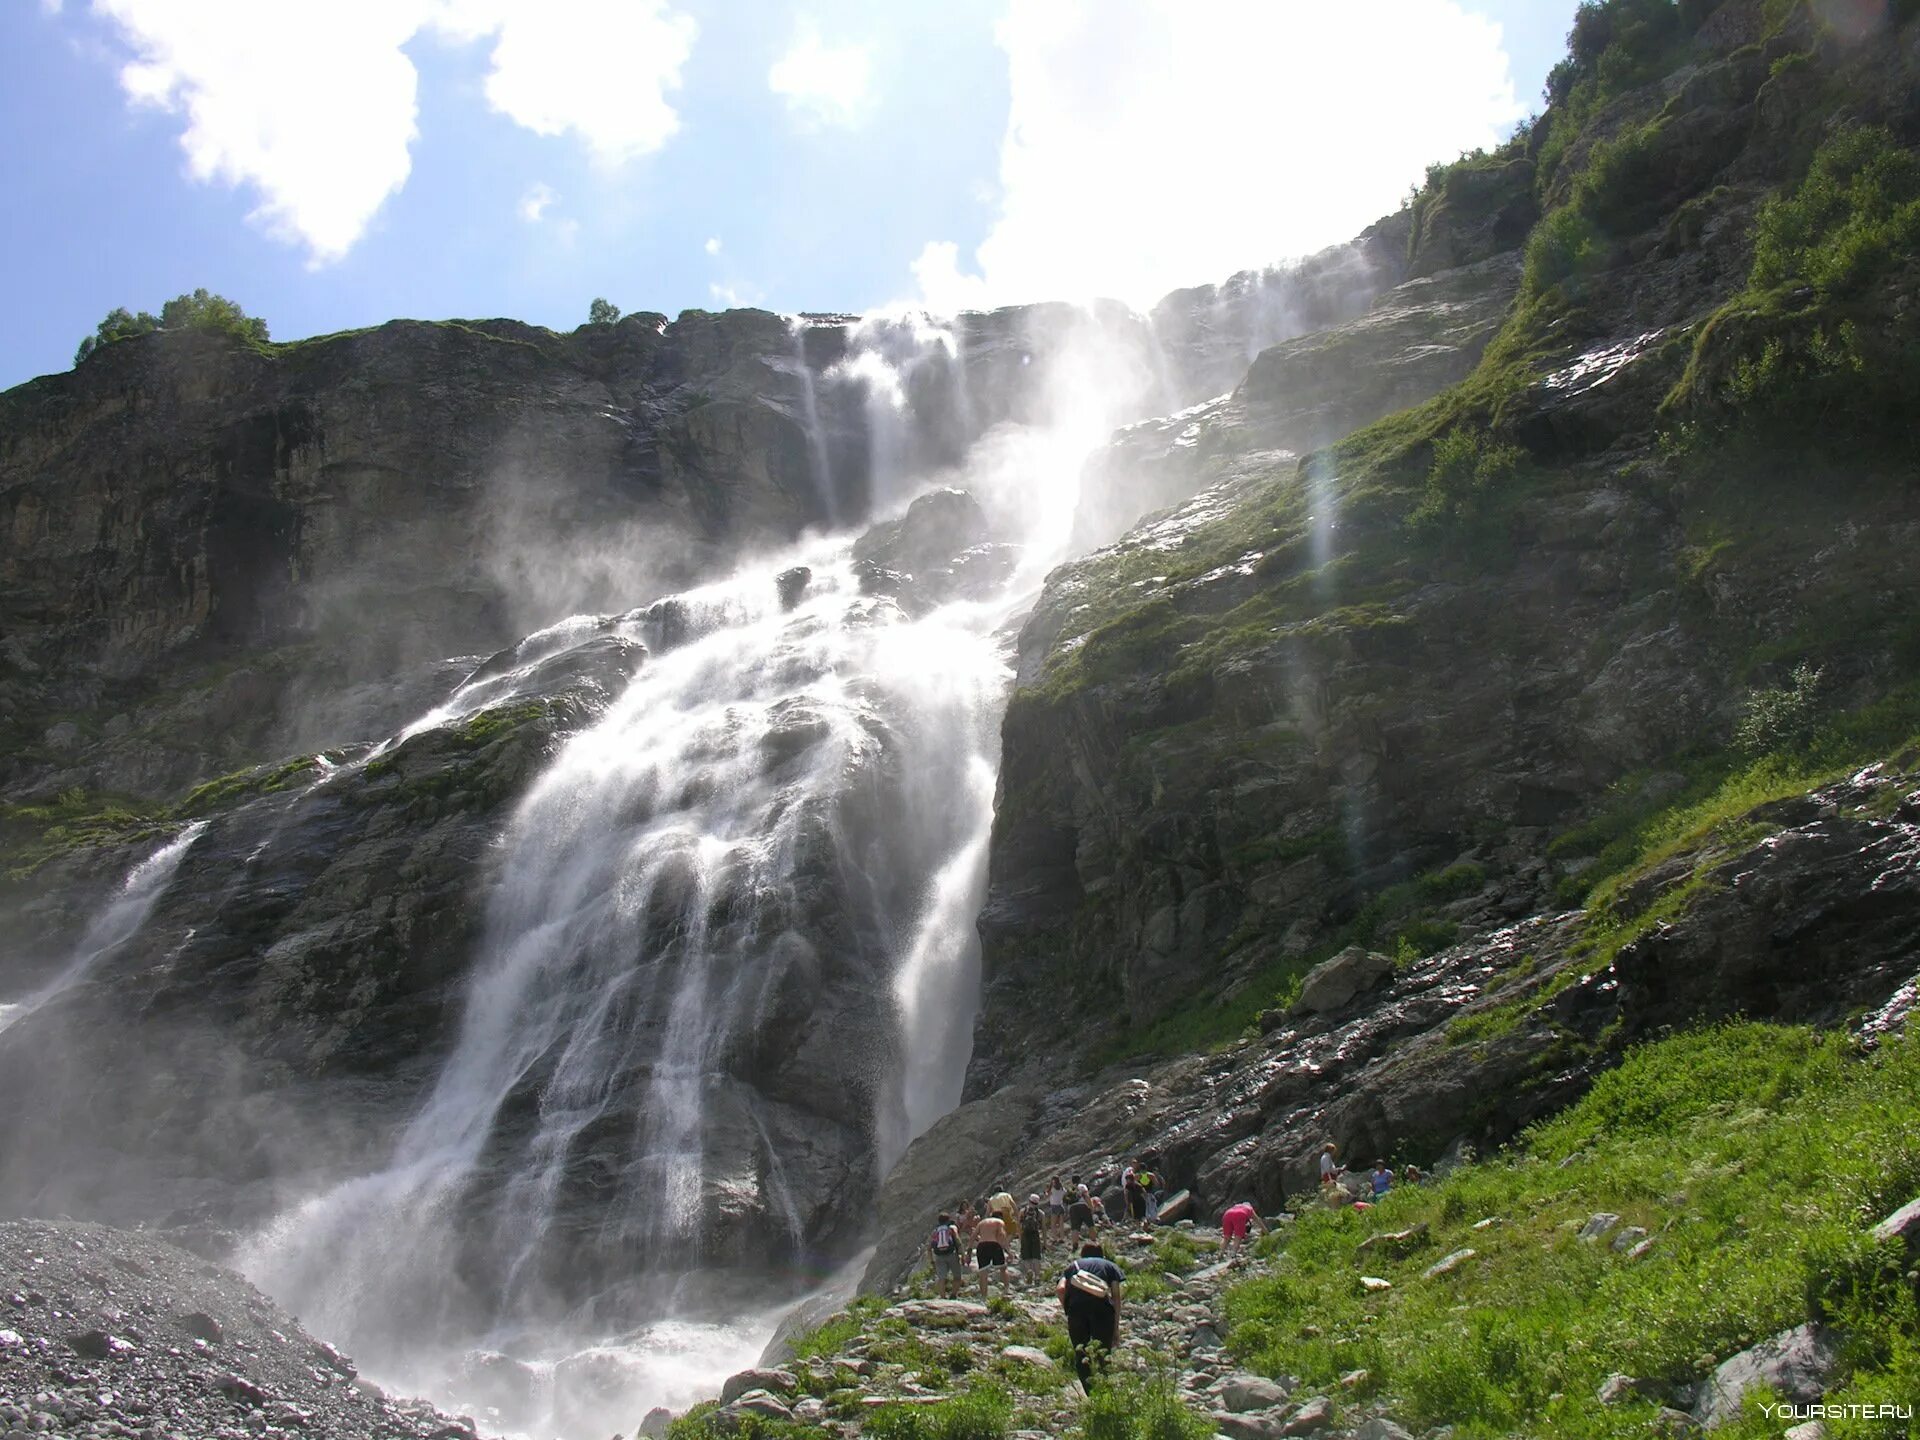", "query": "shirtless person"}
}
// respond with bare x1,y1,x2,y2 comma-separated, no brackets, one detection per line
973,1208,1012,1297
